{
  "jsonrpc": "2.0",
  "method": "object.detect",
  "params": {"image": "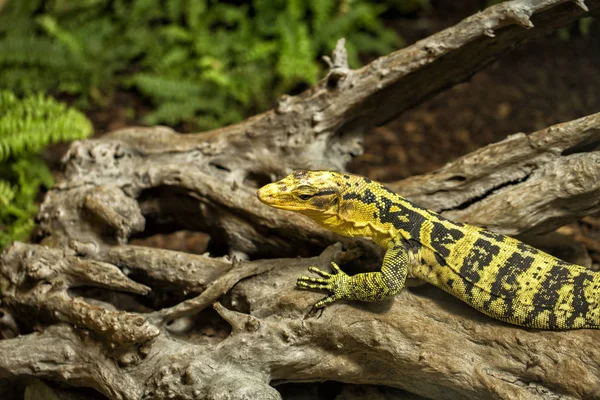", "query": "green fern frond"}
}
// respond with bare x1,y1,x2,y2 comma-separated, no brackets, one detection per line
0,179,15,207
10,156,54,204
0,36,71,68
277,20,319,86
0,91,93,162
0,90,85,250
309,0,335,29
0,0,43,35
0,217,35,249
132,74,208,101
0,156,55,250
0,91,91,249
37,15,86,60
